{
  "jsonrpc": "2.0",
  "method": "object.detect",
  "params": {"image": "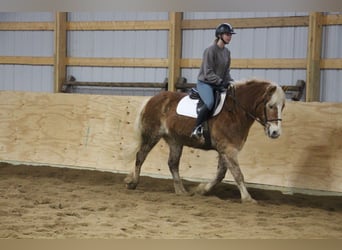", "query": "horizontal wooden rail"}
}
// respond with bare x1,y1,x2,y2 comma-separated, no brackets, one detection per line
0,22,54,31
182,58,342,70
67,20,170,31
62,81,166,92
61,76,171,92
62,76,305,101
1,56,341,70
182,16,309,29
320,58,342,69
66,57,169,68
0,56,54,65
181,58,308,69
322,14,342,25
233,59,307,69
